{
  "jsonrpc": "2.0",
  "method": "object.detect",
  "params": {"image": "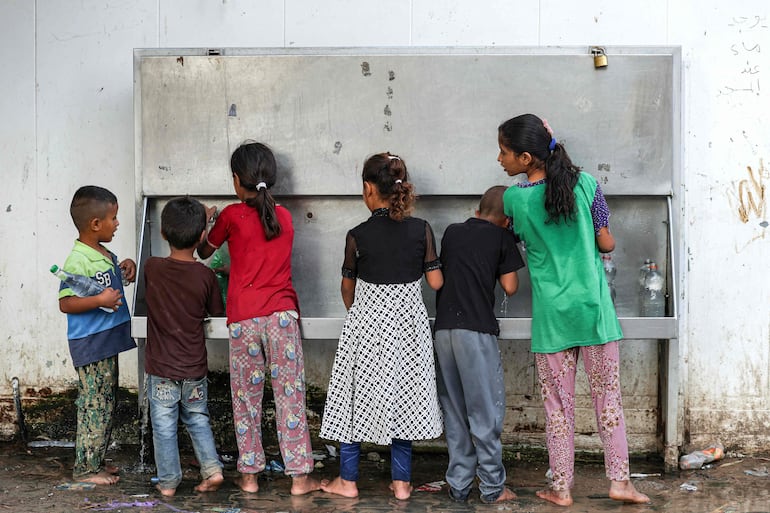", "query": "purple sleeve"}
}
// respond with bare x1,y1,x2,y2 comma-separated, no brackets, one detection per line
590,184,610,234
